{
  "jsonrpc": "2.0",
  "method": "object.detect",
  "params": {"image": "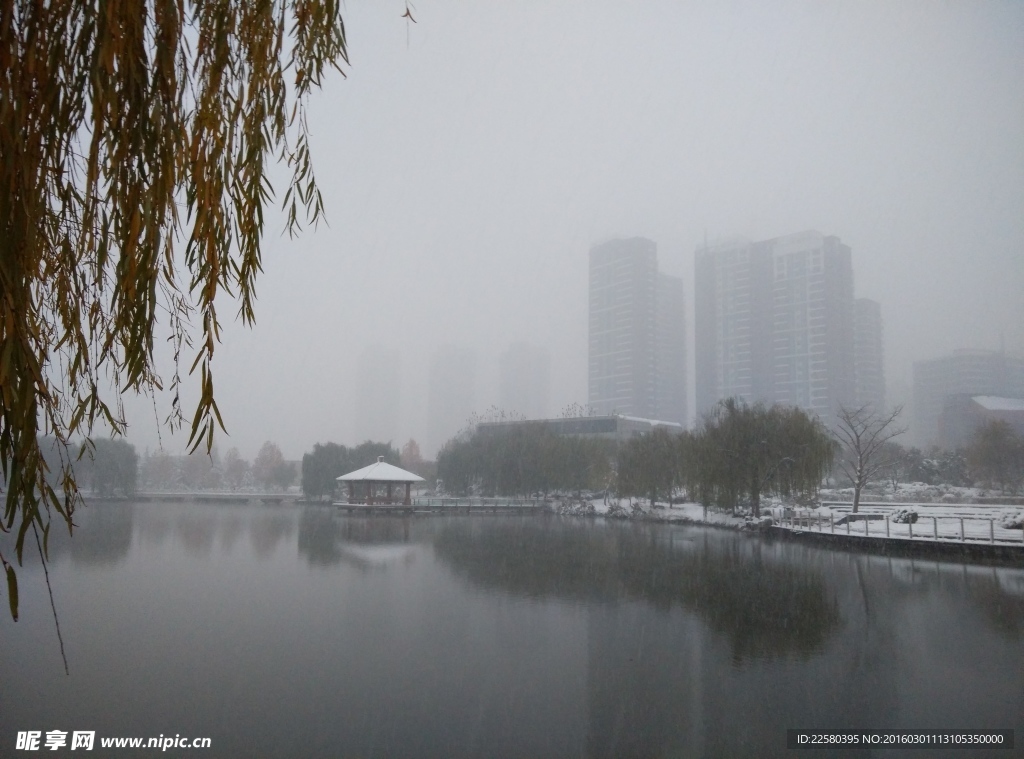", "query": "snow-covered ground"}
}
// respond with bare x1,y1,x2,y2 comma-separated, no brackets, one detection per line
820,482,1022,504
582,497,749,527
774,502,1024,545
570,495,1024,546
